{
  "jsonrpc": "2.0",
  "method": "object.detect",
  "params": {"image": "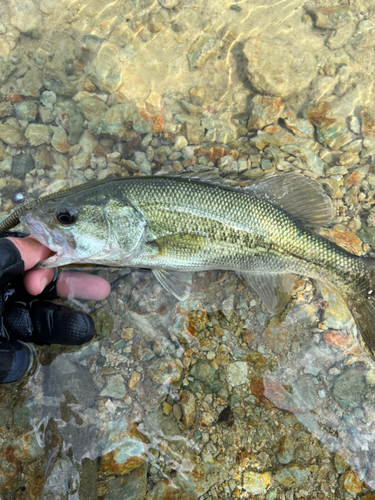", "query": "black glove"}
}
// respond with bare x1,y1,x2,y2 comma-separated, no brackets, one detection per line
0,234,95,383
